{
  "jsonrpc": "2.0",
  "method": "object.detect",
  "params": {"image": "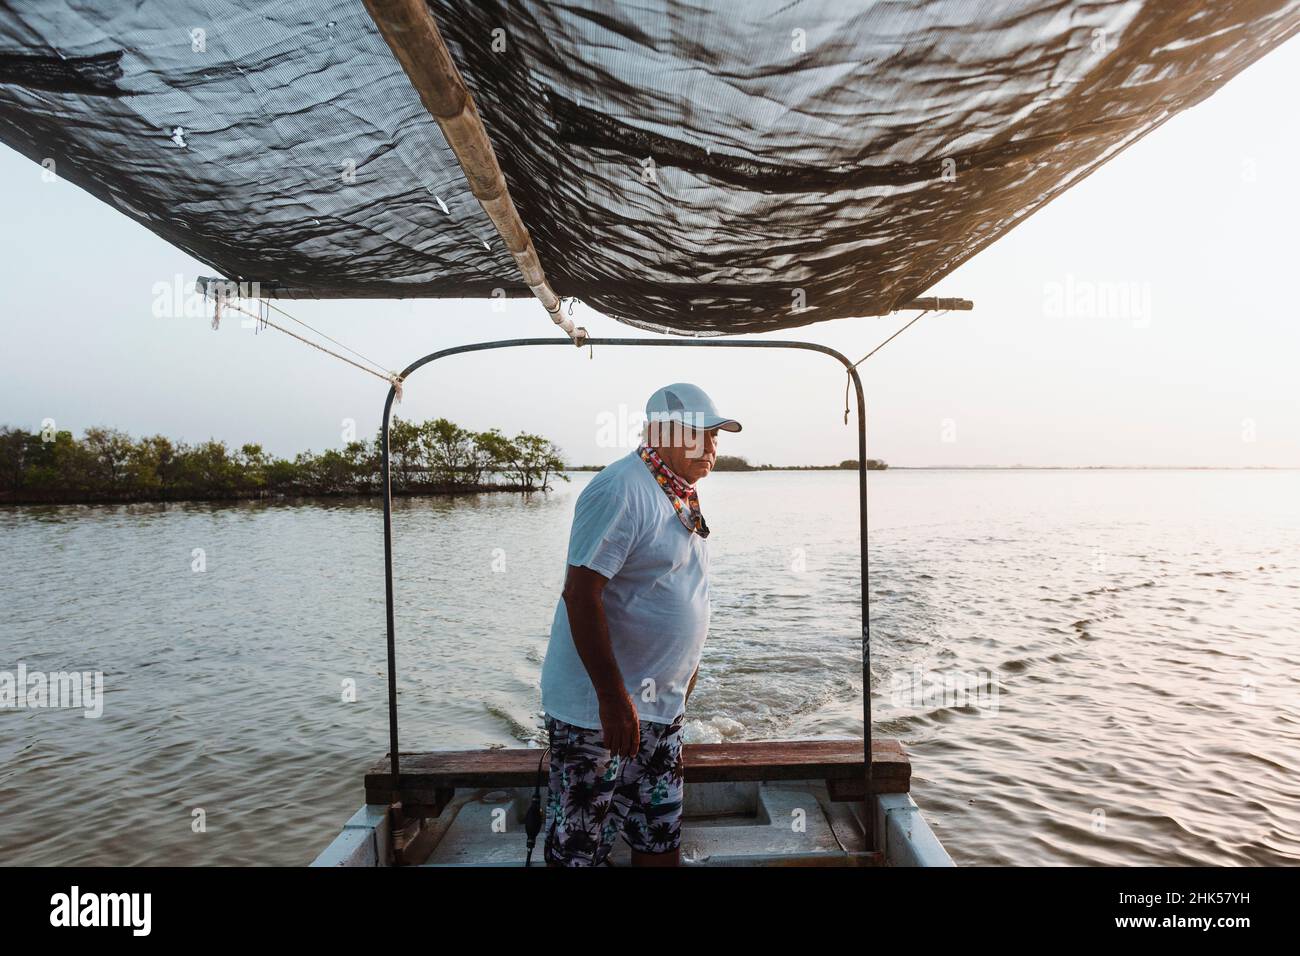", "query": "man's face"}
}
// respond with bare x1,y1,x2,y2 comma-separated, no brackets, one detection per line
652,421,719,484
